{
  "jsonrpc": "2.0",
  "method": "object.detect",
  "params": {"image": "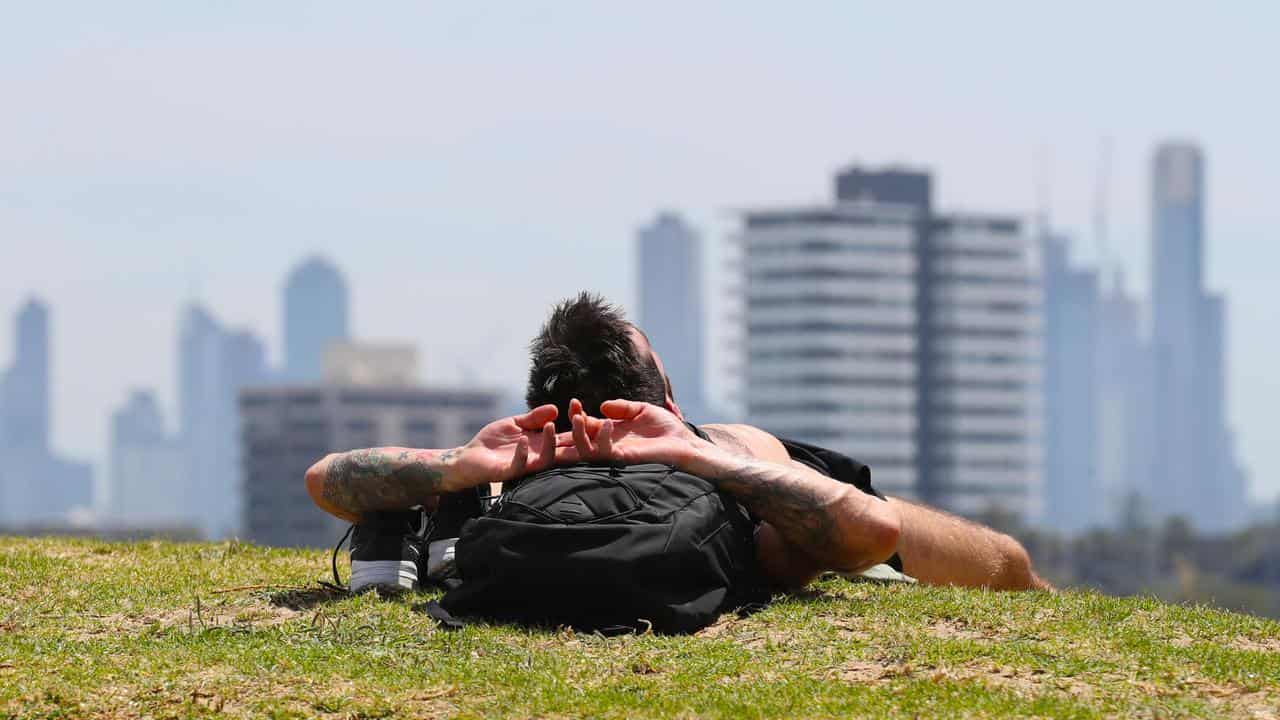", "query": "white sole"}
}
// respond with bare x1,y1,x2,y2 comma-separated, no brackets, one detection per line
350,559,418,592
426,538,458,580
